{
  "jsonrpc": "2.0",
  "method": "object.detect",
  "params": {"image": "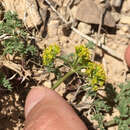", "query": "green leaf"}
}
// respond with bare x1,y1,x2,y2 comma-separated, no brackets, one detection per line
0,11,38,57
118,98,128,118
0,73,12,91
58,54,74,66
85,41,95,49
